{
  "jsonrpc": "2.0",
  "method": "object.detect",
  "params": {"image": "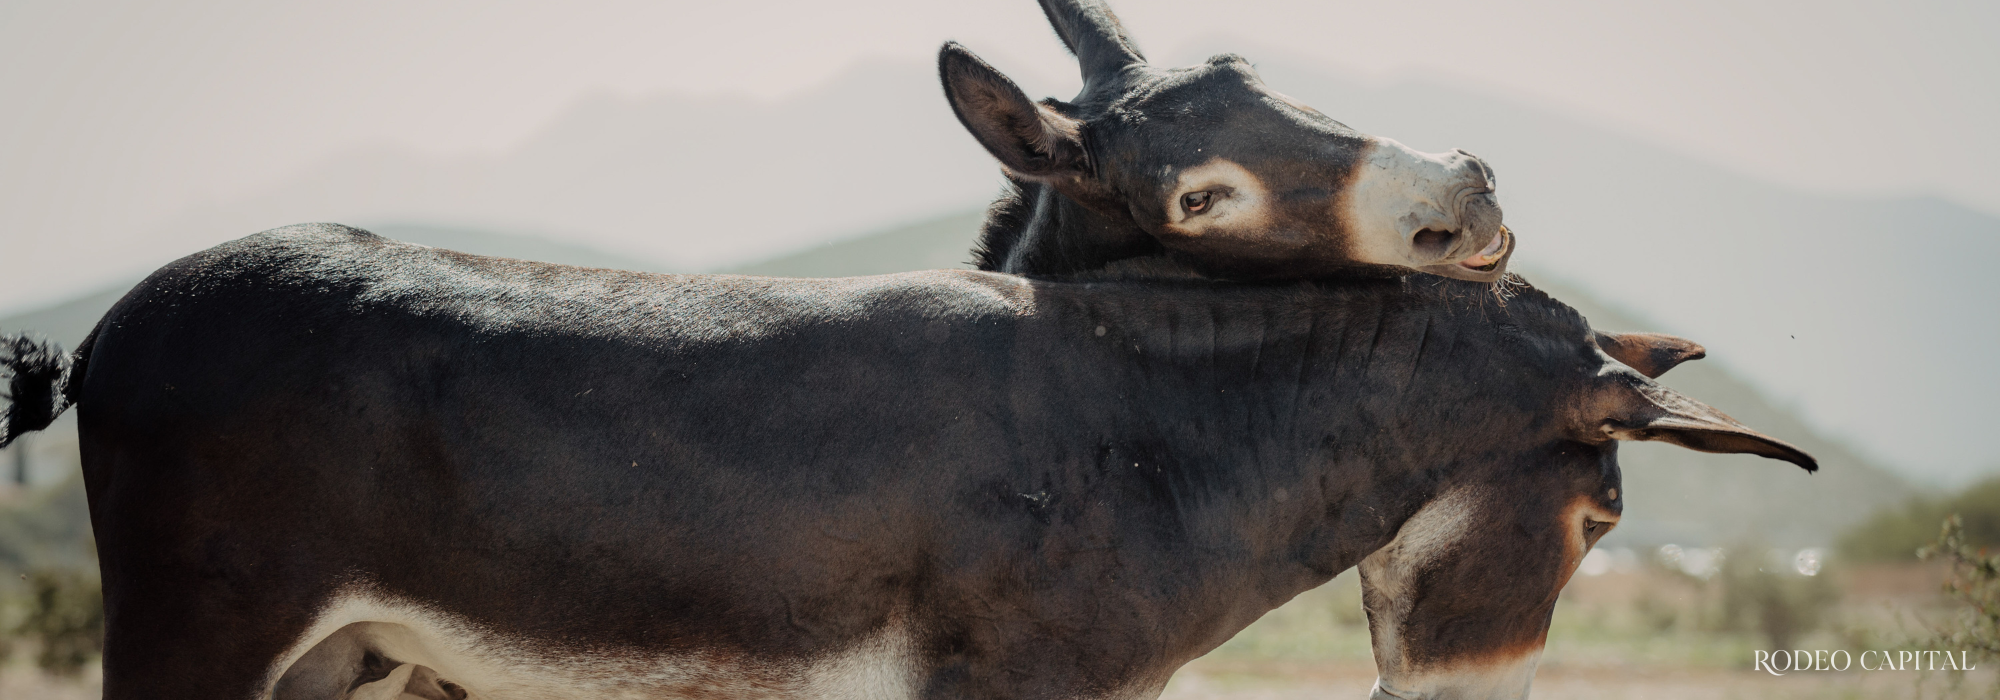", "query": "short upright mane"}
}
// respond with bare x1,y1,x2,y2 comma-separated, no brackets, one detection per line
1403,273,1590,339
971,181,1034,271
